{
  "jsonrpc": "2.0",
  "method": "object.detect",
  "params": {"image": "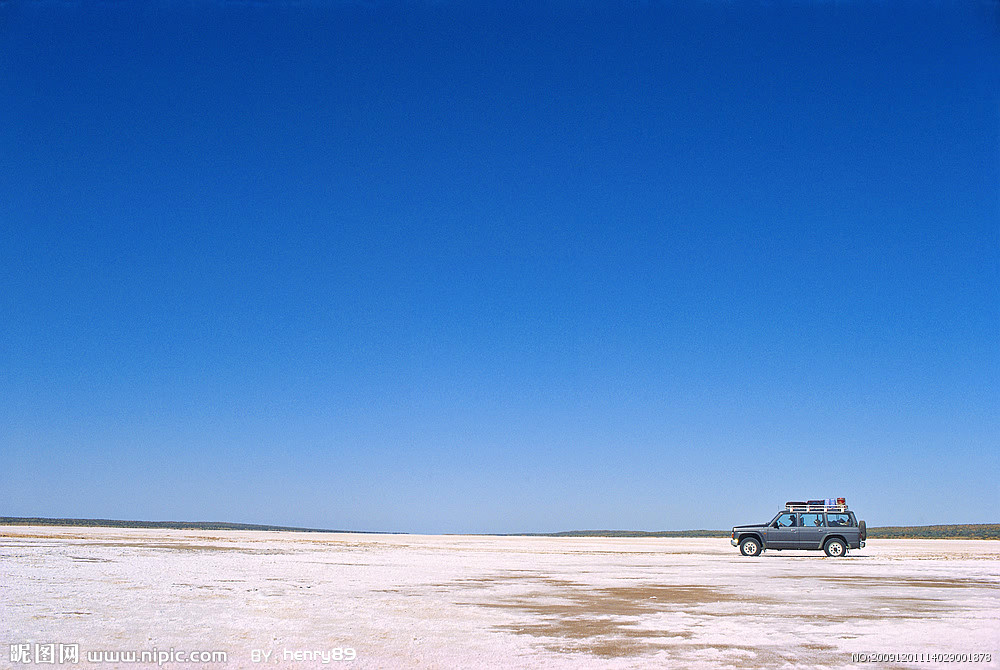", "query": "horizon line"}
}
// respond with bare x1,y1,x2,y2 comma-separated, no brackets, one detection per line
3,516,999,539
